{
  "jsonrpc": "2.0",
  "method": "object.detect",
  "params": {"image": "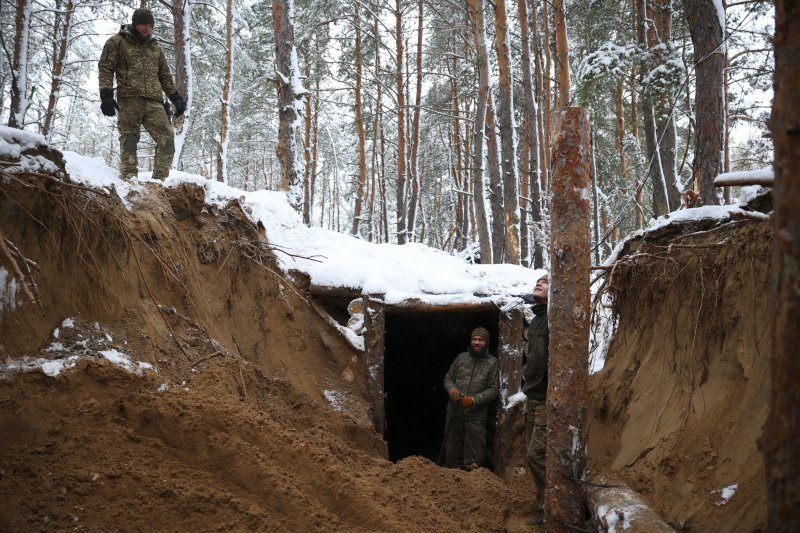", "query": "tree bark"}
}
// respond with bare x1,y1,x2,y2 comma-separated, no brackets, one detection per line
486,93,505,263
466,0,493,263
351,4,367,236
406,0,424,240
494,0,520,264
394,0,408,244
552,0,570,107
684,0,726,206
302,43,312,223
273,0,307,211
765,0,800,529
216,0,234,184
637,0,670,217
171,0,192,169
546,107,591,532
43,0,74,139
518,0,544,268
8,0,31,128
